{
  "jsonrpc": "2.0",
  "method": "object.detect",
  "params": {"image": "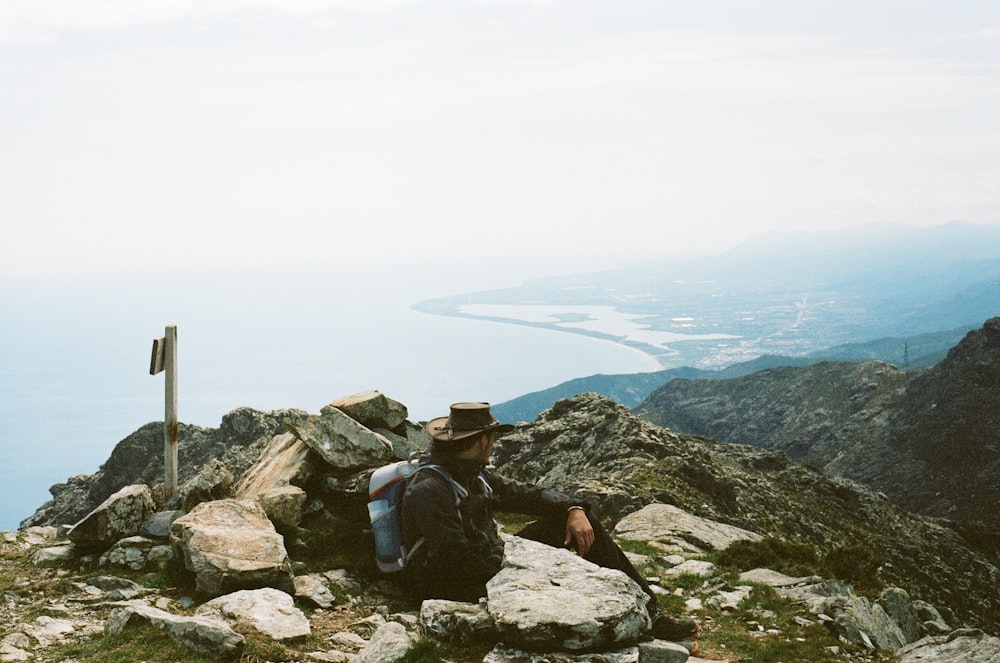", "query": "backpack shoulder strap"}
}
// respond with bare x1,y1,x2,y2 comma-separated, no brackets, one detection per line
412,464,469,506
